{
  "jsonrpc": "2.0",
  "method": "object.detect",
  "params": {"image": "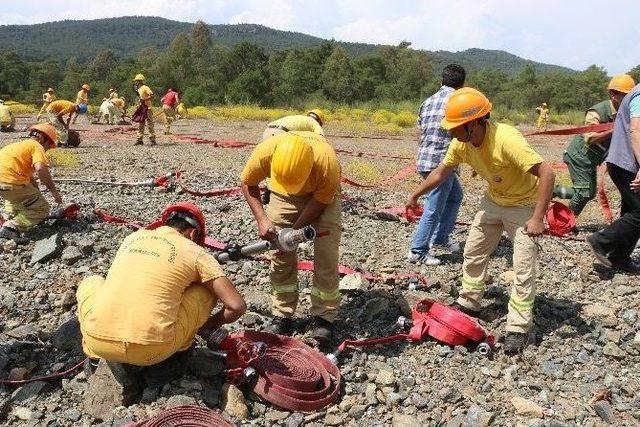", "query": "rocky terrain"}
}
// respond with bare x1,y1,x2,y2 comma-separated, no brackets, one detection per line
0,116,639,426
